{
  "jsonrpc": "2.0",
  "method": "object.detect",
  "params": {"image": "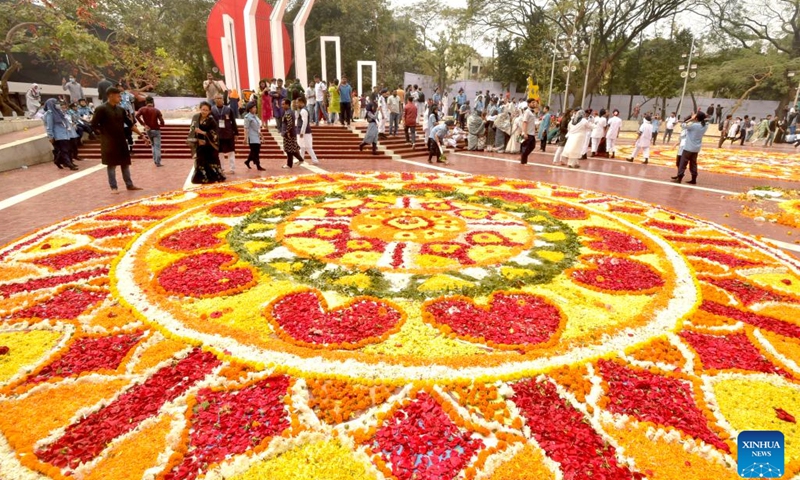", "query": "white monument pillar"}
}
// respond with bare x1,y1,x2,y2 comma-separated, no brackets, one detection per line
221,14,241,91
320,36,342,81
293,0,316,87
243,0,261,89
270,0,289,80
357,61,377,96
